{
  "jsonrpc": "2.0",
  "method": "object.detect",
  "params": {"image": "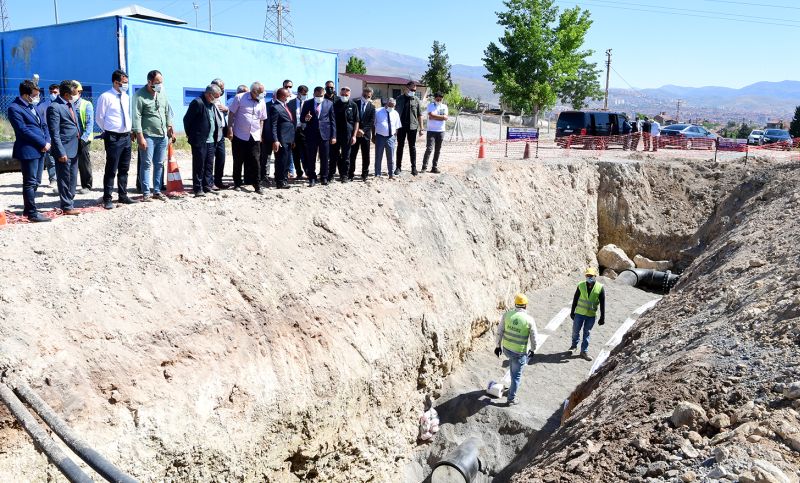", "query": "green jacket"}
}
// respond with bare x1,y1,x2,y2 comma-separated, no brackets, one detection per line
394,93,423,130
132,86,172,138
